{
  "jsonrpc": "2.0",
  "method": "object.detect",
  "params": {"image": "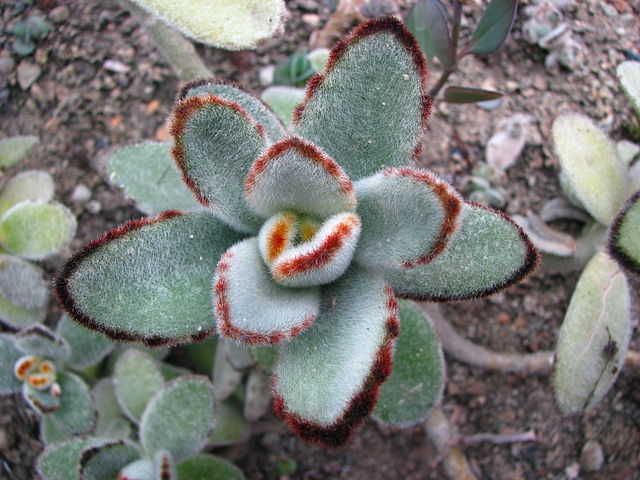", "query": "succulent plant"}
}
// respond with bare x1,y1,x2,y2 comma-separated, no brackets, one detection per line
56,17,538,447
129,0,286,50
547,64,640,413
